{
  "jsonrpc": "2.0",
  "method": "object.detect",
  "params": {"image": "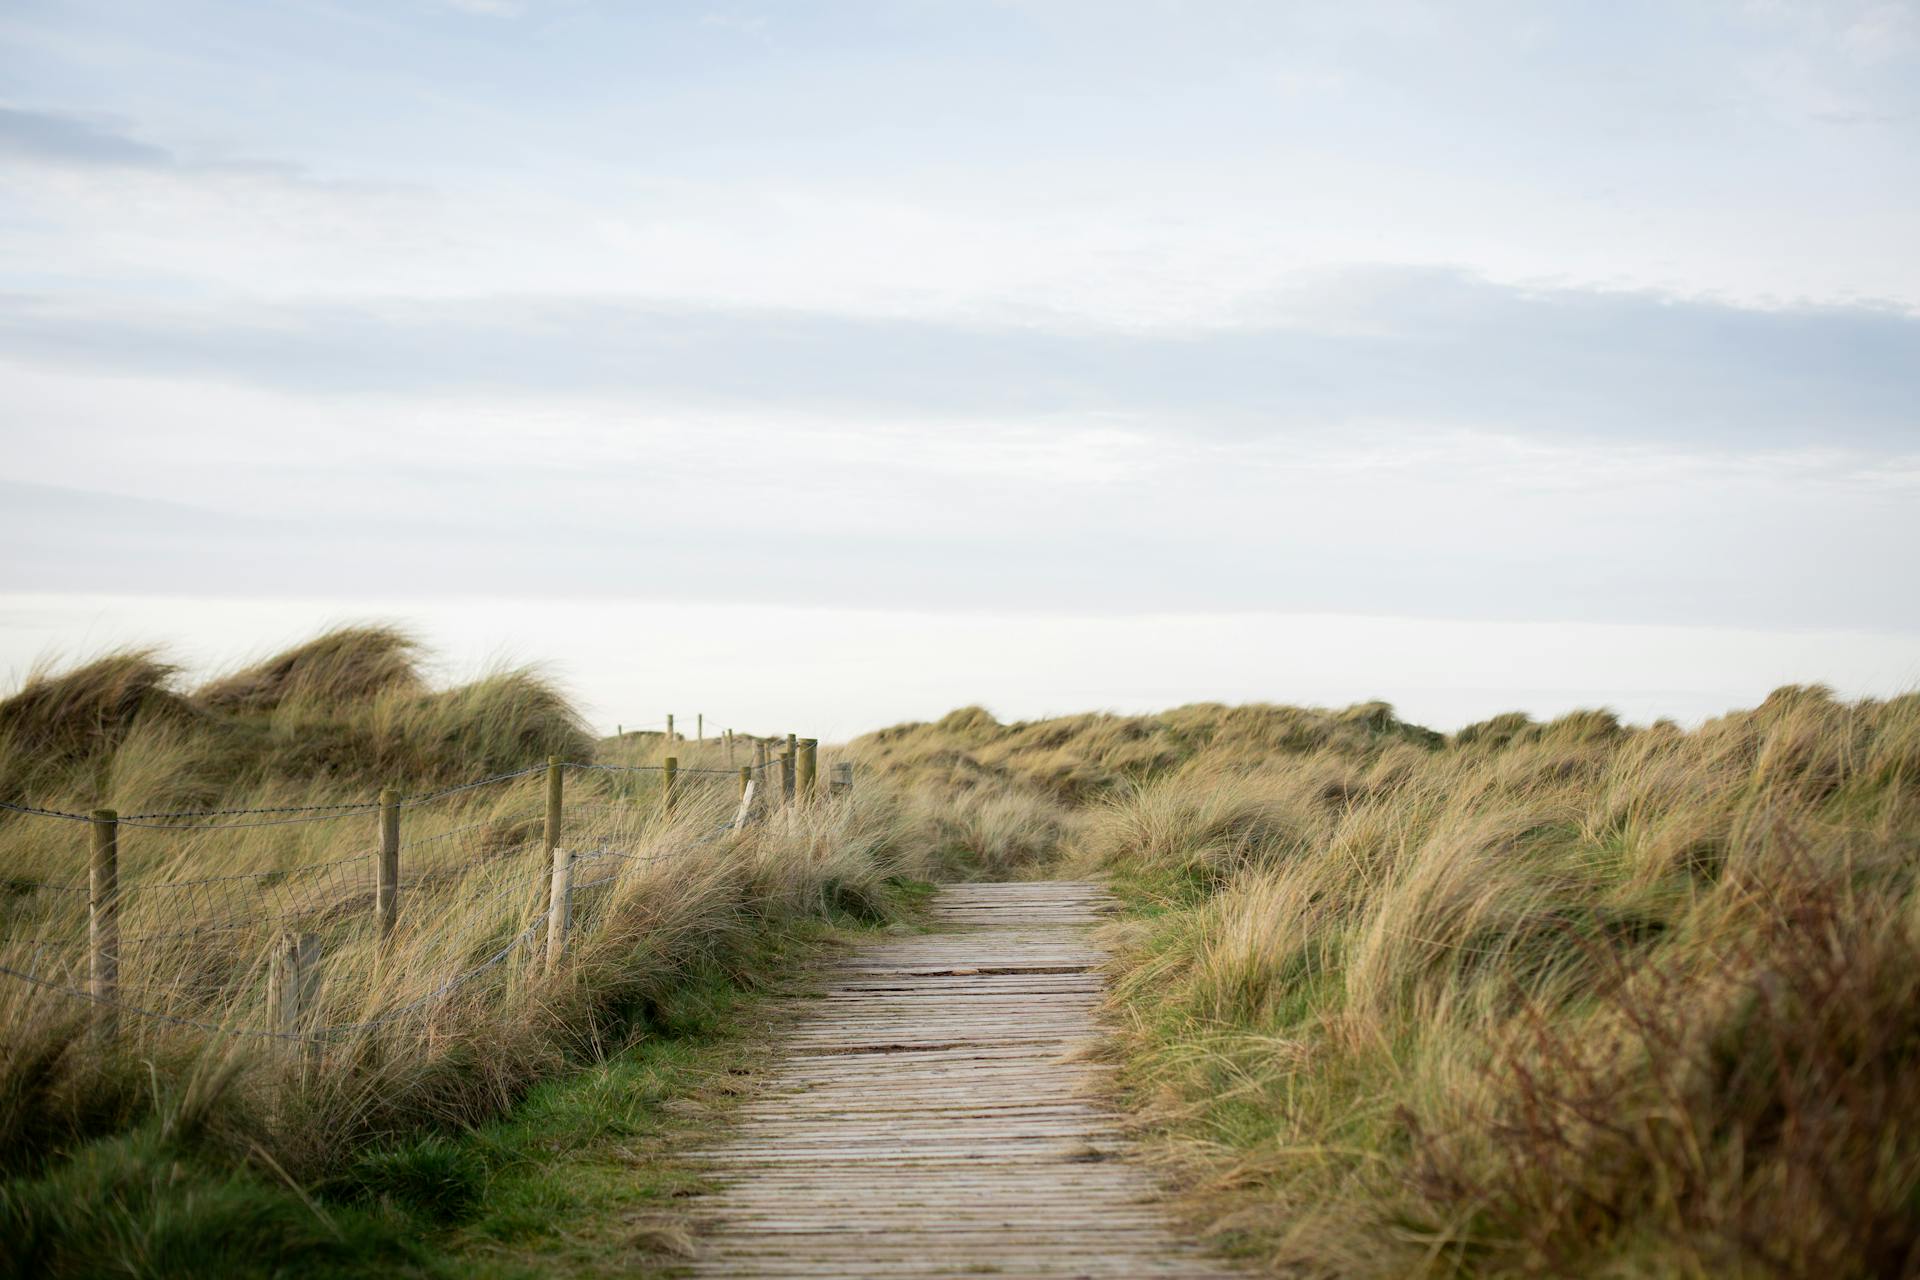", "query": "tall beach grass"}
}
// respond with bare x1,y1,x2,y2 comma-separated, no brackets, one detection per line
849,690,1920,1277
0,628,920,1276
